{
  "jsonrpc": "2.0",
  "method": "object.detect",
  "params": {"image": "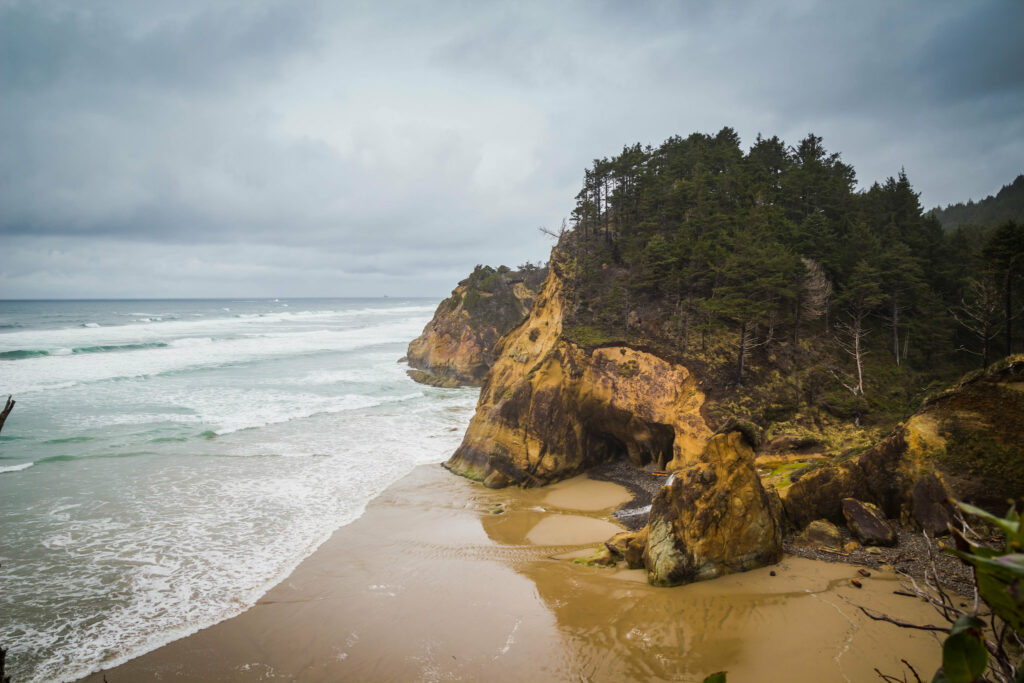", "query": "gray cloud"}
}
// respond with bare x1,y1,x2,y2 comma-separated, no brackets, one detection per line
1,0,1021,298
